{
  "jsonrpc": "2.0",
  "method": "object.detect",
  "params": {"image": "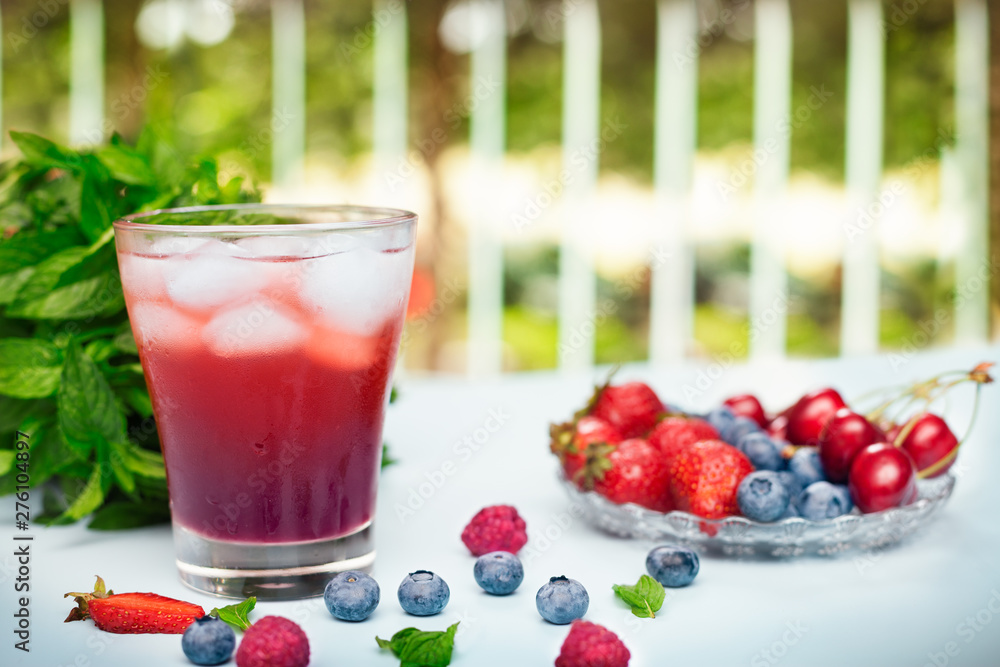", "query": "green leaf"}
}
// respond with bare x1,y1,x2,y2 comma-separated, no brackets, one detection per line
376,624,458,667
95,144,156,186
108,440,136,494
376,628,422,655
0,338,63,398
117,385,153,418
84,339,120,363
0,396,46,431
612,574,665,619
57,340,126,457
9,131,83,172
0,227,82,300
7,239,124,320
0,268,33,305
211,597,257,632
381,442,397,469
0,227,82,274
117,441,165,479
79,170,113,242
87,499,170,530
0,450,14,476
58,465,106,521
24,418,83,487
113,326,138,355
